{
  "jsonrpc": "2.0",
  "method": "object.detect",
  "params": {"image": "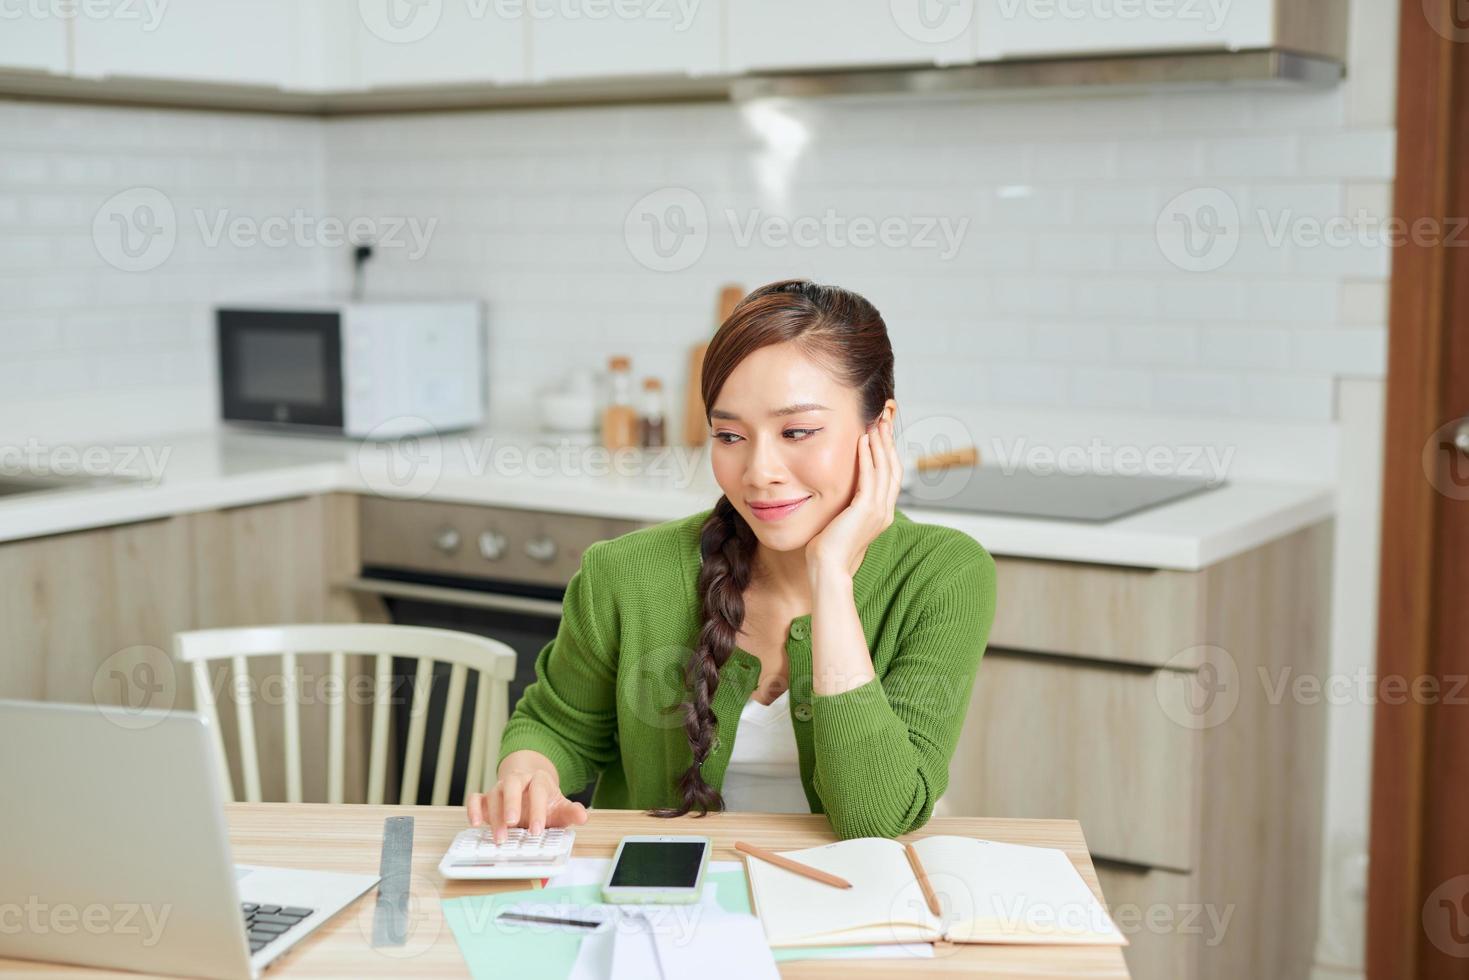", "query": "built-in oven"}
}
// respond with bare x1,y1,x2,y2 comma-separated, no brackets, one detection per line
344,496,646,806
